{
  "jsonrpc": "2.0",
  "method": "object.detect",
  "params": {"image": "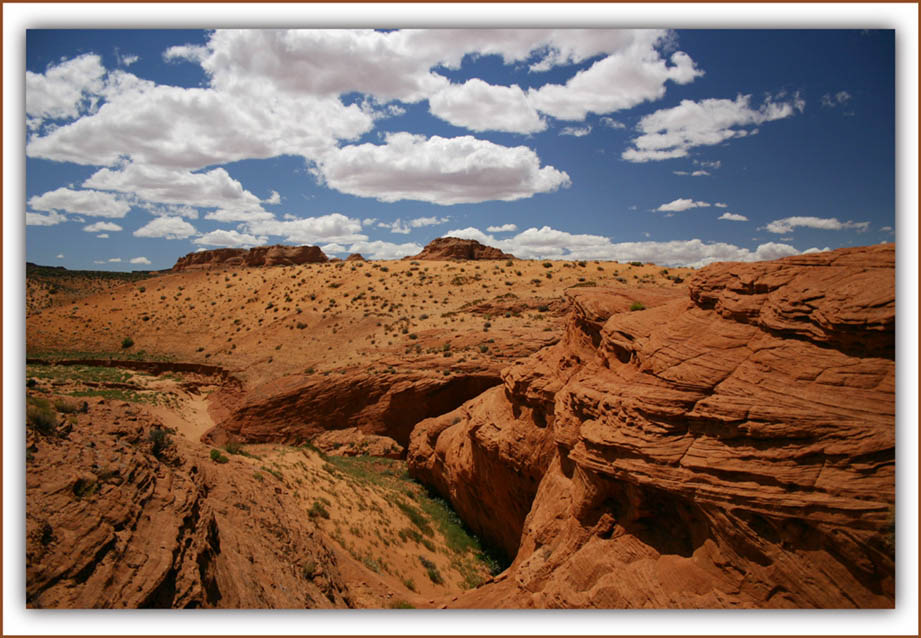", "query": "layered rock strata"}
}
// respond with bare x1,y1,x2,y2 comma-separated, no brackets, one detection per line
409,244,895,608
172,245,328,271
26,401,349,608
